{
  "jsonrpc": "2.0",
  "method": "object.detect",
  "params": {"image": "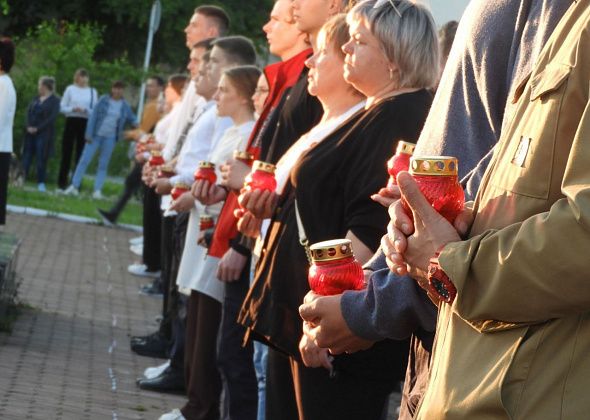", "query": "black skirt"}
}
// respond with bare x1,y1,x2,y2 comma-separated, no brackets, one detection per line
0,152,11,225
